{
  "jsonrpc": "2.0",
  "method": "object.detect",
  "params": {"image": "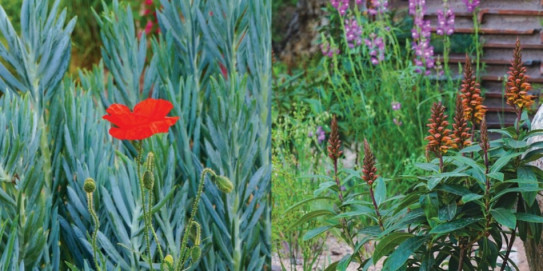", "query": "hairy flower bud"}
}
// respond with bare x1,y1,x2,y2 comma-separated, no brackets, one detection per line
162,254,174,270
84,178,96,193
145,152,155,172
143,171,154,190
214,175,233,193
191,246,201,261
